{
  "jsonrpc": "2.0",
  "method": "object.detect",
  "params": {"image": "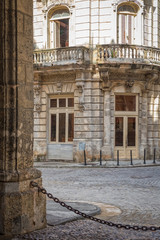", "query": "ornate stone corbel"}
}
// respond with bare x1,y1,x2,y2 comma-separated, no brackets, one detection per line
34,83,41,96
100,70,111,90
34,82,42,114
42,0,47,6
69,4,75,14
125,75,135,91
42,8,47,19
76,81,85,112
57,82,62,93
112,2,118,12
145,73,159,90
35,104,42,113
76,82,84,93
141,4,146,15
125,79,134,88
